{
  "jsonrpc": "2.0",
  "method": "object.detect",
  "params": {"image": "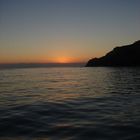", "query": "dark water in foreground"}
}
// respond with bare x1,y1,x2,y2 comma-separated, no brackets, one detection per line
0,67,140,140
